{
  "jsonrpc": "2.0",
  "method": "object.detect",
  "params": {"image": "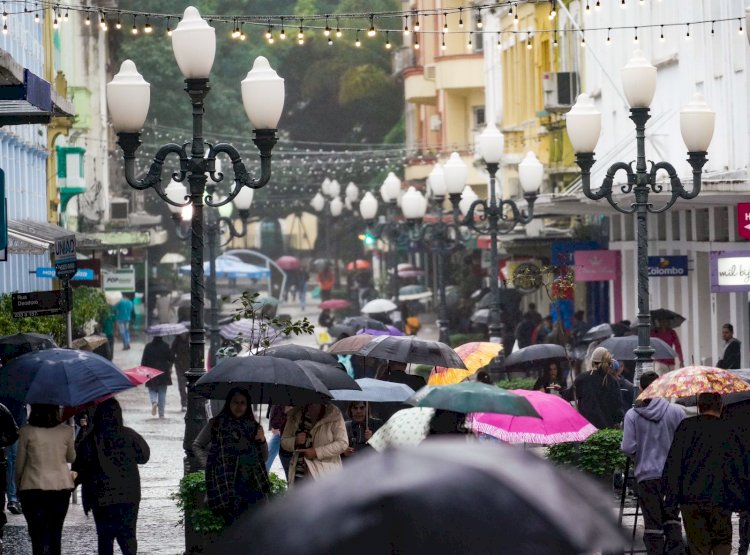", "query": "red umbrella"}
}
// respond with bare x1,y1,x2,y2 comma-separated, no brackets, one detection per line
320,299,351,310
276,255,301,270
61,366,163,420
346,259,371,271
